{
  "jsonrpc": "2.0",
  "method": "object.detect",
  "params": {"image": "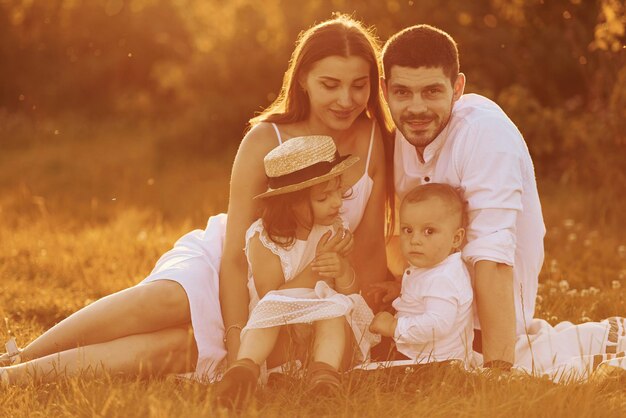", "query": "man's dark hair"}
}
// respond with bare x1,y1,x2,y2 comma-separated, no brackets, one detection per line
382,25,459,84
